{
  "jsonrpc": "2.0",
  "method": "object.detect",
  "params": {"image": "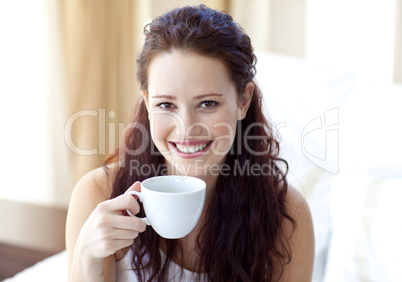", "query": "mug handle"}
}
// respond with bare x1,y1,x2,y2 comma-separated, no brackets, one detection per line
126,191,151,225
